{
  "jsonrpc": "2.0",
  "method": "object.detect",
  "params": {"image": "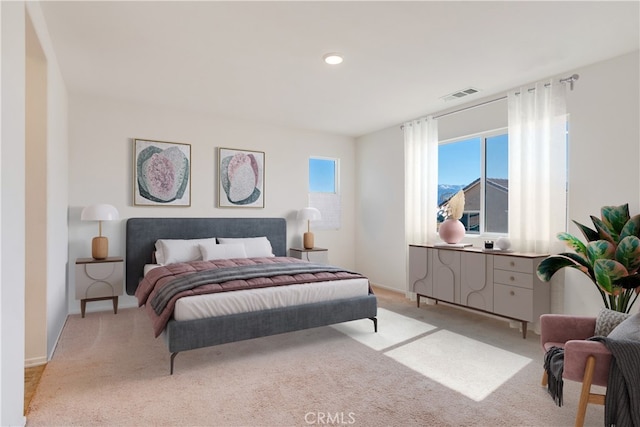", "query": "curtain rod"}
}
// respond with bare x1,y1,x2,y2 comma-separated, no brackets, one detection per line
404,73,580,124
